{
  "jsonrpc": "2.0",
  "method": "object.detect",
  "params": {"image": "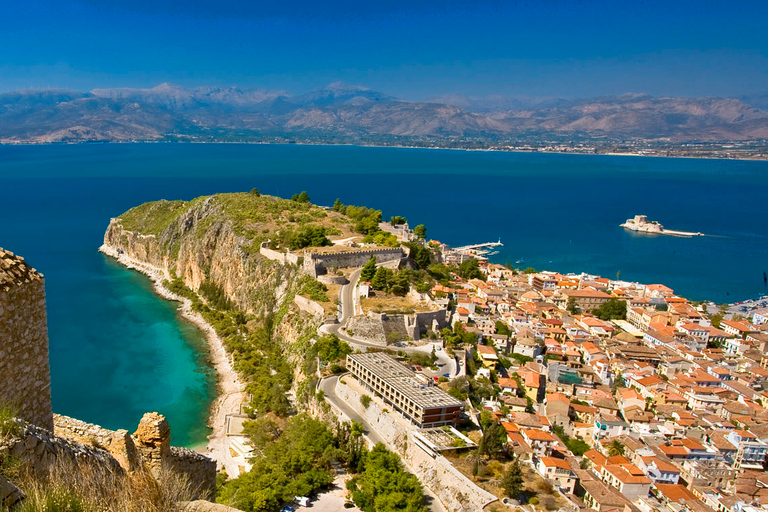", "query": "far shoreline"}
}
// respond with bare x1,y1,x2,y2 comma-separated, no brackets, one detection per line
2,138,768,162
